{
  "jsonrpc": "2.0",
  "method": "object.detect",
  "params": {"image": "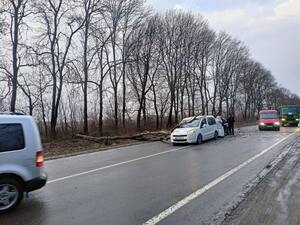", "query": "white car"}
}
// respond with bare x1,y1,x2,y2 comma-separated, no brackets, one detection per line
171,115,220,145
